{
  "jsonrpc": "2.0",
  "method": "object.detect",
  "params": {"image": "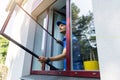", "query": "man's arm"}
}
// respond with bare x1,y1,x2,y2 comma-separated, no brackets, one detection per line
39,48,66,63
